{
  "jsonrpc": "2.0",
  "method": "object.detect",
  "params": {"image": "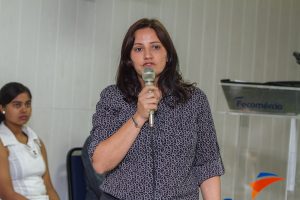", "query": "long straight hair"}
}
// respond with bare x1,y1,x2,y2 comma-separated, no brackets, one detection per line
116,18,195,105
